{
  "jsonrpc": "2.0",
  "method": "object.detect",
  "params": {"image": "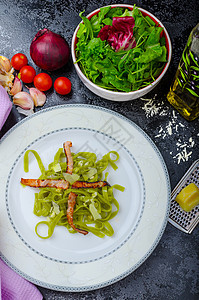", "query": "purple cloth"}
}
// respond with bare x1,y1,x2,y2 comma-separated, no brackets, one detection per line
0,259,43,300
0,85,12,130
